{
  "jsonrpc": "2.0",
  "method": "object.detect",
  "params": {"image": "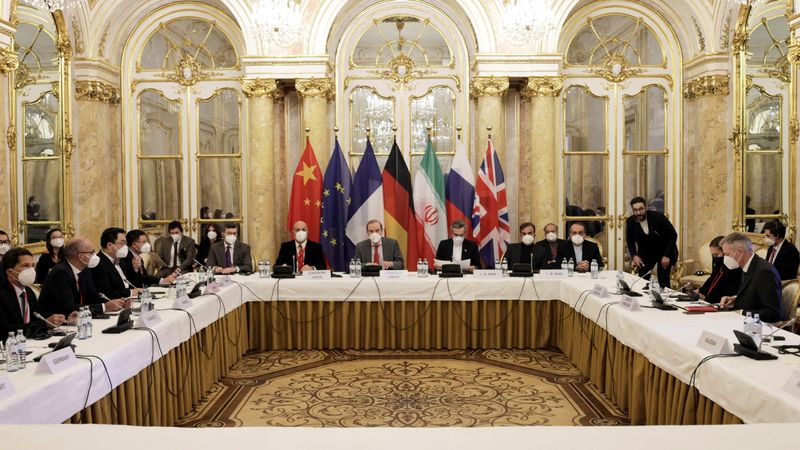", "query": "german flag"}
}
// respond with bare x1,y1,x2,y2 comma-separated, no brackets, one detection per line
382,138,420,270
